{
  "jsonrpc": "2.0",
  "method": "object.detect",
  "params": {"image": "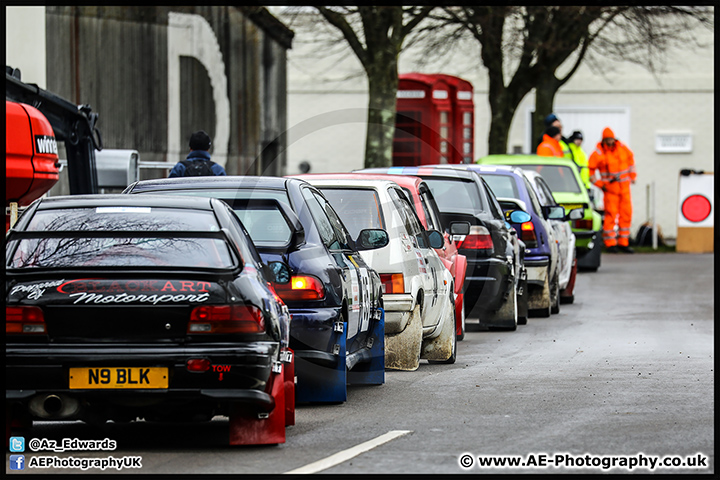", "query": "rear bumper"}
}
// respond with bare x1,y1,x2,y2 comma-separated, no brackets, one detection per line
6,343,278,418
524,256,550,285
381,293,415,334
289,306,344,368
462,257,512,316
